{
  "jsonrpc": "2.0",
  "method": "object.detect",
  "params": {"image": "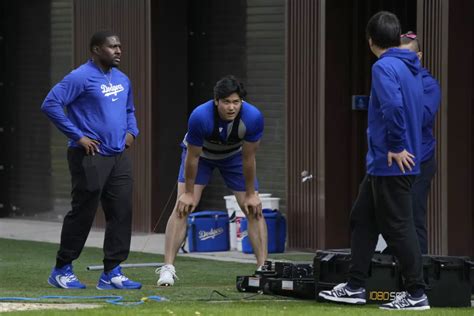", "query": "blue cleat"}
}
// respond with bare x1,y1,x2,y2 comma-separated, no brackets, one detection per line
96,265,142,290
48,264,86,289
